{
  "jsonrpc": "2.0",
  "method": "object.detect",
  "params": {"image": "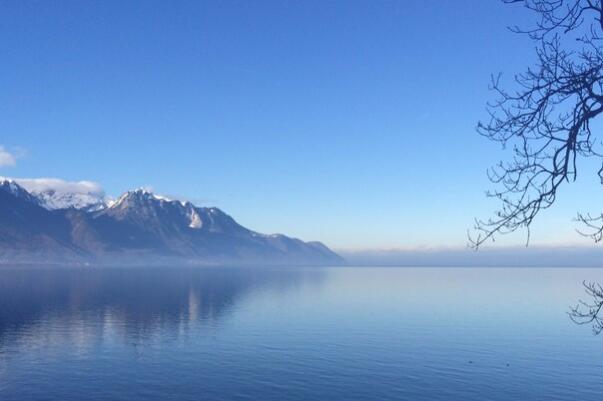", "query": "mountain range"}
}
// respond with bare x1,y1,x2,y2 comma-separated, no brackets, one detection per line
0,179,343,266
